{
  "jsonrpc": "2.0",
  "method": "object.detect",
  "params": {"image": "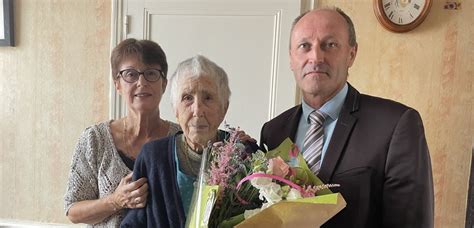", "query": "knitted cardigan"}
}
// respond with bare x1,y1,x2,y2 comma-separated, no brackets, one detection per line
64,120,180,227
